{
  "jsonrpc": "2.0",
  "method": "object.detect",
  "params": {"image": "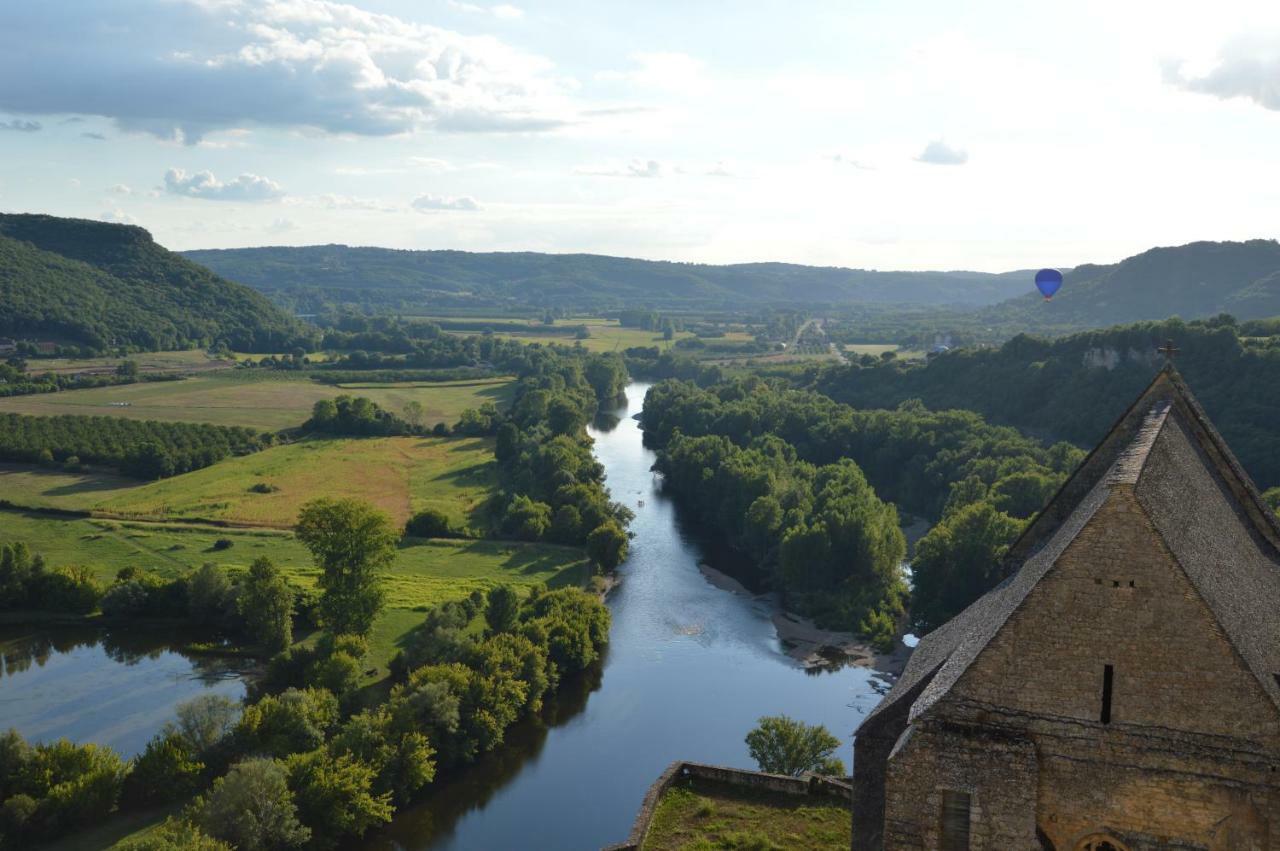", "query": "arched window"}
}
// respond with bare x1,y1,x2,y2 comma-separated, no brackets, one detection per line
1075,834,1130,851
